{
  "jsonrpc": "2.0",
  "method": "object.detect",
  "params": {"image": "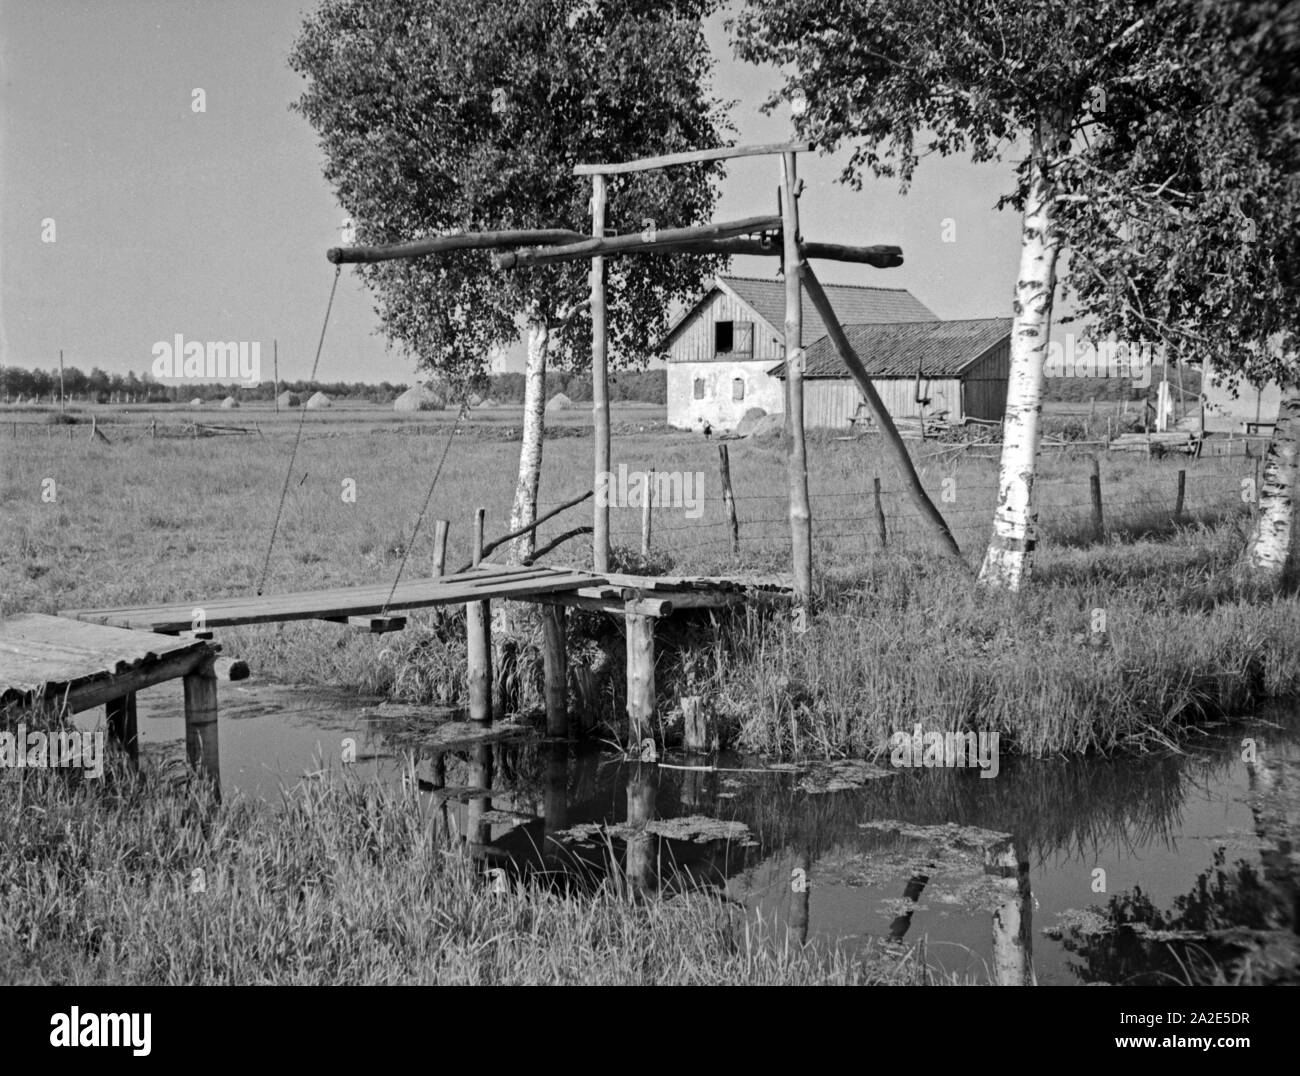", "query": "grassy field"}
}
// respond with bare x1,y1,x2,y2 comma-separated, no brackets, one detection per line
1,402,1287,758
